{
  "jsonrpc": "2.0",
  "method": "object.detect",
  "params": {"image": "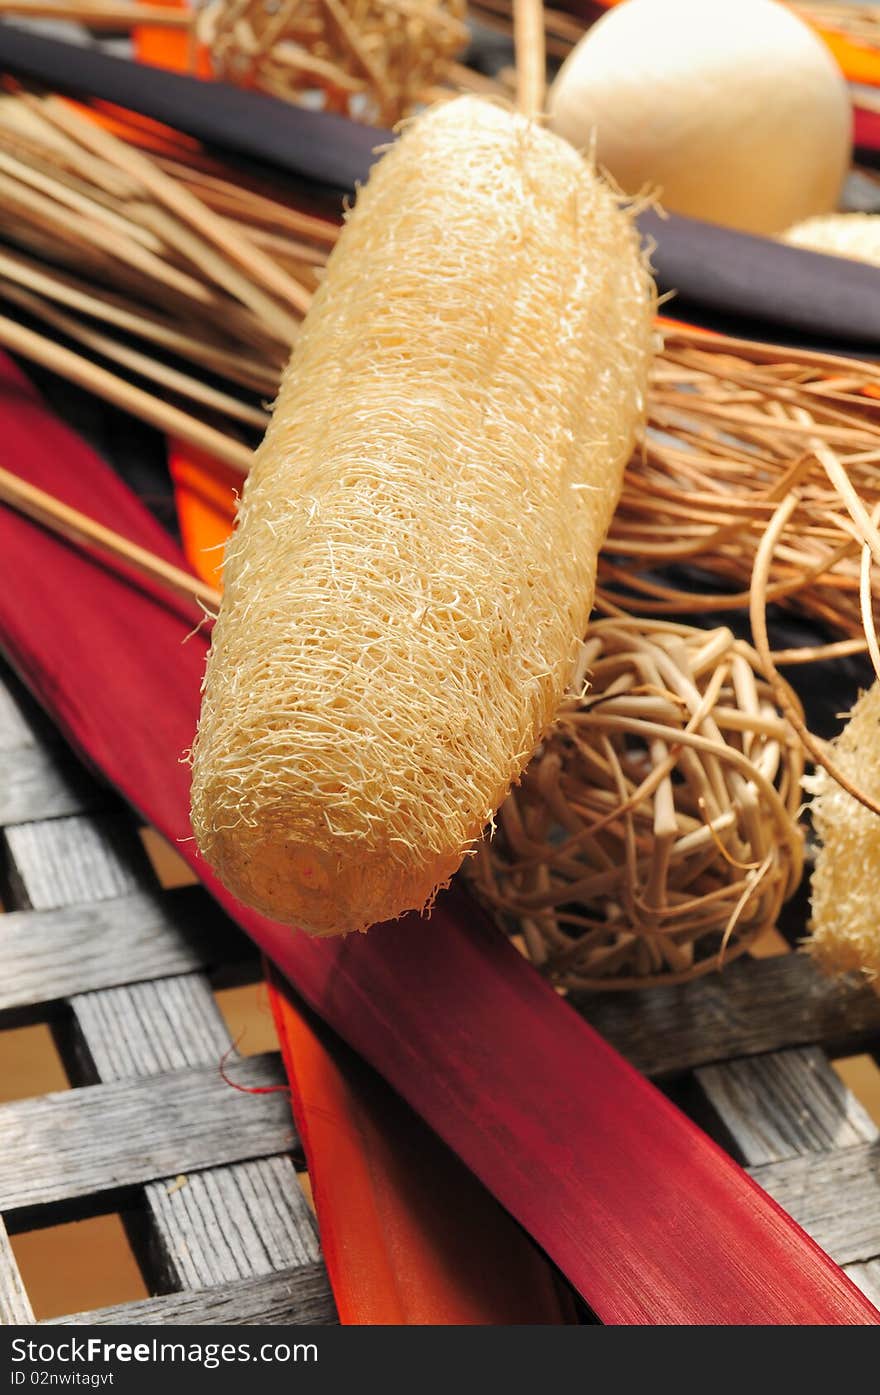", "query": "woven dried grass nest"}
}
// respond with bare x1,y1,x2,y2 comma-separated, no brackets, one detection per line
196,0,469,123
468,618,805,990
